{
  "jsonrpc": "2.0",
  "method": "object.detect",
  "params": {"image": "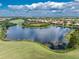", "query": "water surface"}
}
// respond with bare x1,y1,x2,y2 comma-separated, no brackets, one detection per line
6,26,70,44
